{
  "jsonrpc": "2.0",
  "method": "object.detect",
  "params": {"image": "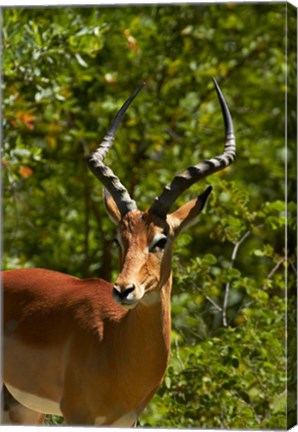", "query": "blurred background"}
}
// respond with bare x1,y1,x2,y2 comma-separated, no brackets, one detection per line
2,3,297,428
